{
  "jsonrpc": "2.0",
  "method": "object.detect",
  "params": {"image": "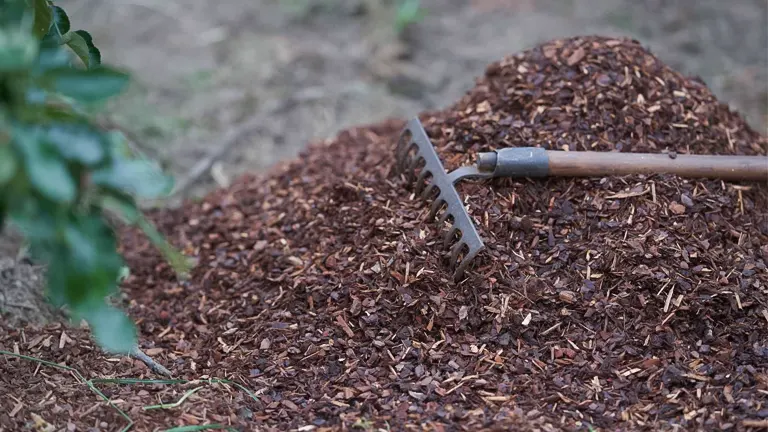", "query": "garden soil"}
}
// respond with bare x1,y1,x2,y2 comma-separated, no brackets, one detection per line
2,36,768,432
